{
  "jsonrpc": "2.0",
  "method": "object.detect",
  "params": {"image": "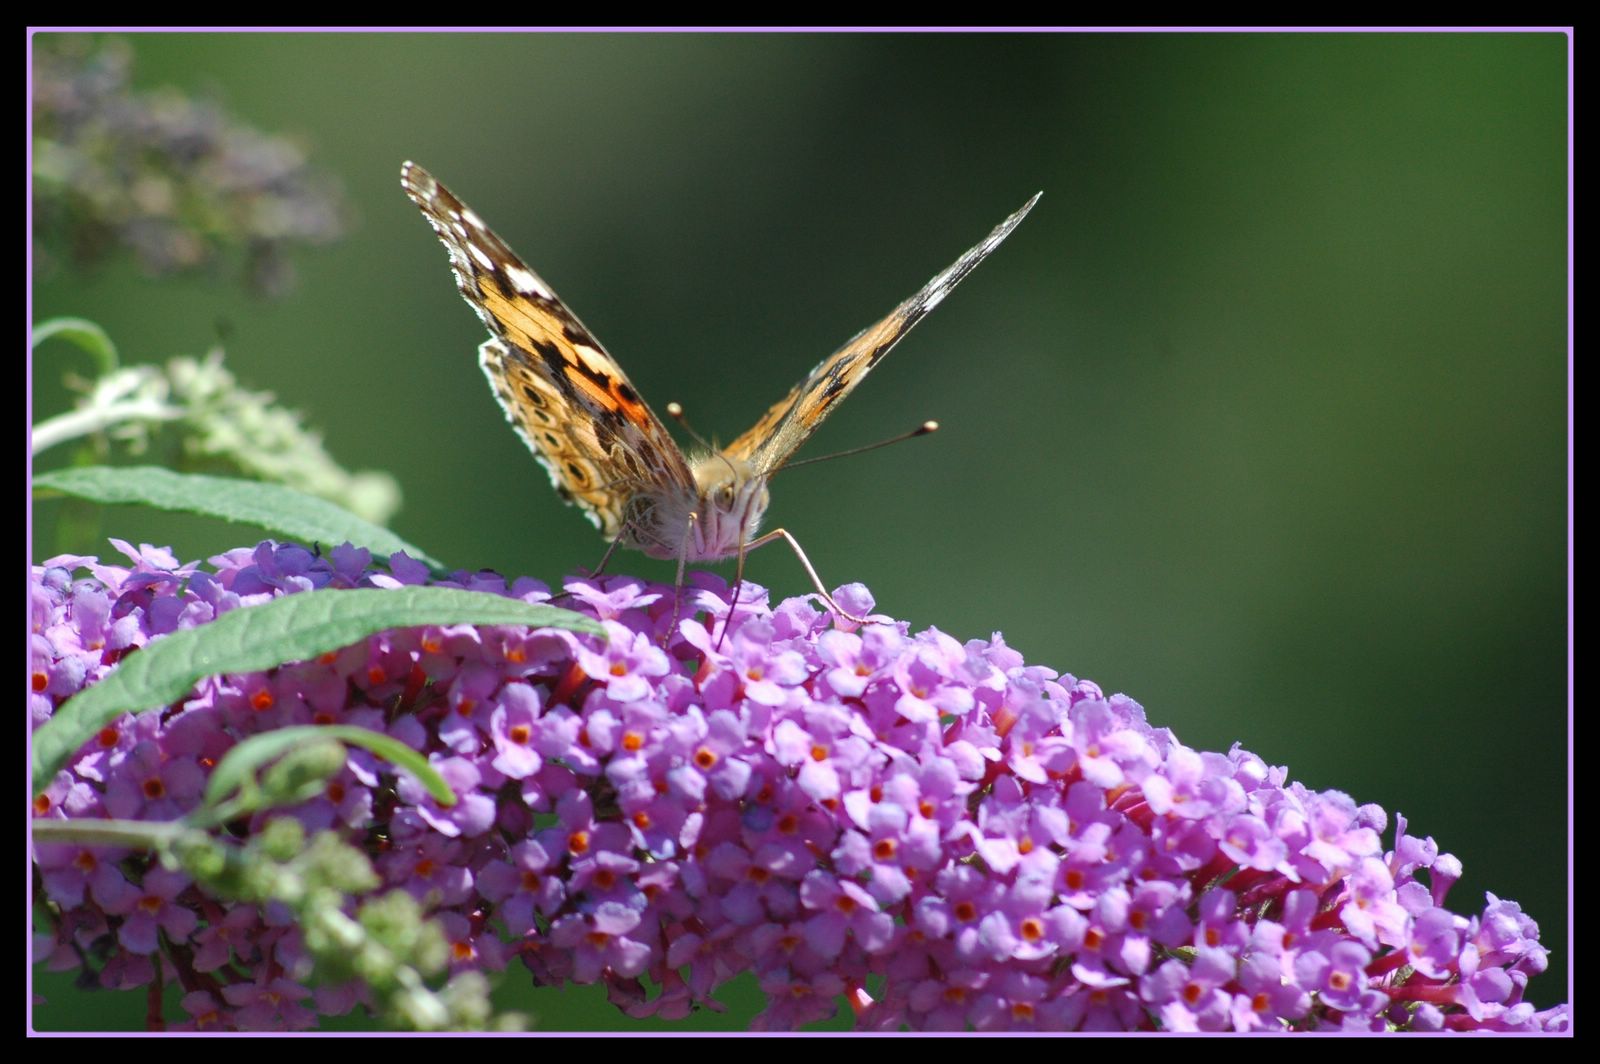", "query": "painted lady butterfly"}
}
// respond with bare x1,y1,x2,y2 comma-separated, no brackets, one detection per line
402,162,1038,620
